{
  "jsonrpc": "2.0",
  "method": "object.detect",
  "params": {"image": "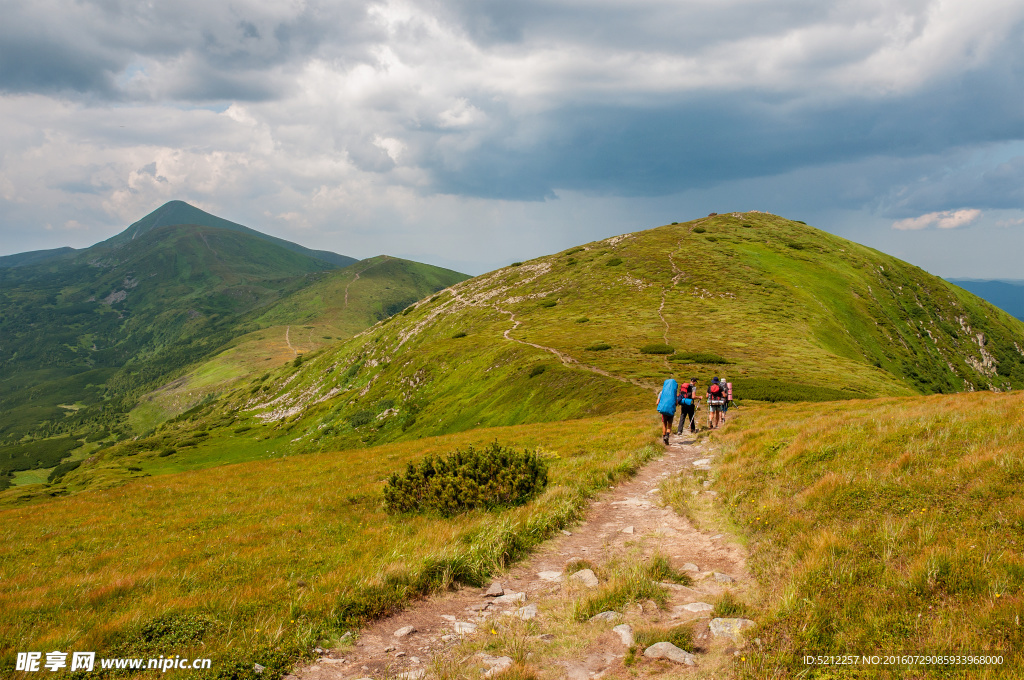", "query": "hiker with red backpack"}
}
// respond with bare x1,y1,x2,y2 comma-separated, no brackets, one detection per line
706,376,727,429
676,377,700,435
